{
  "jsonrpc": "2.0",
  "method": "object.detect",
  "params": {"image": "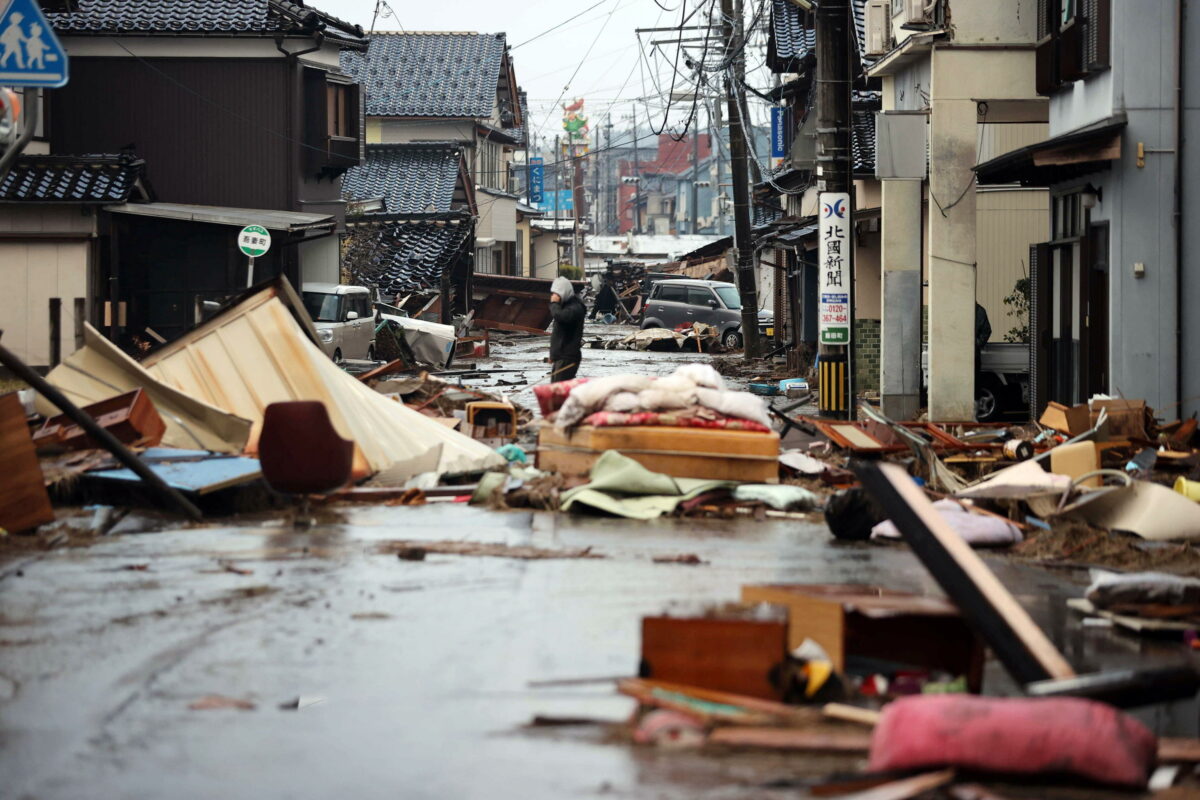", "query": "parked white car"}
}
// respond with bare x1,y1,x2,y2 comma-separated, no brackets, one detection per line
301,283,377,363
